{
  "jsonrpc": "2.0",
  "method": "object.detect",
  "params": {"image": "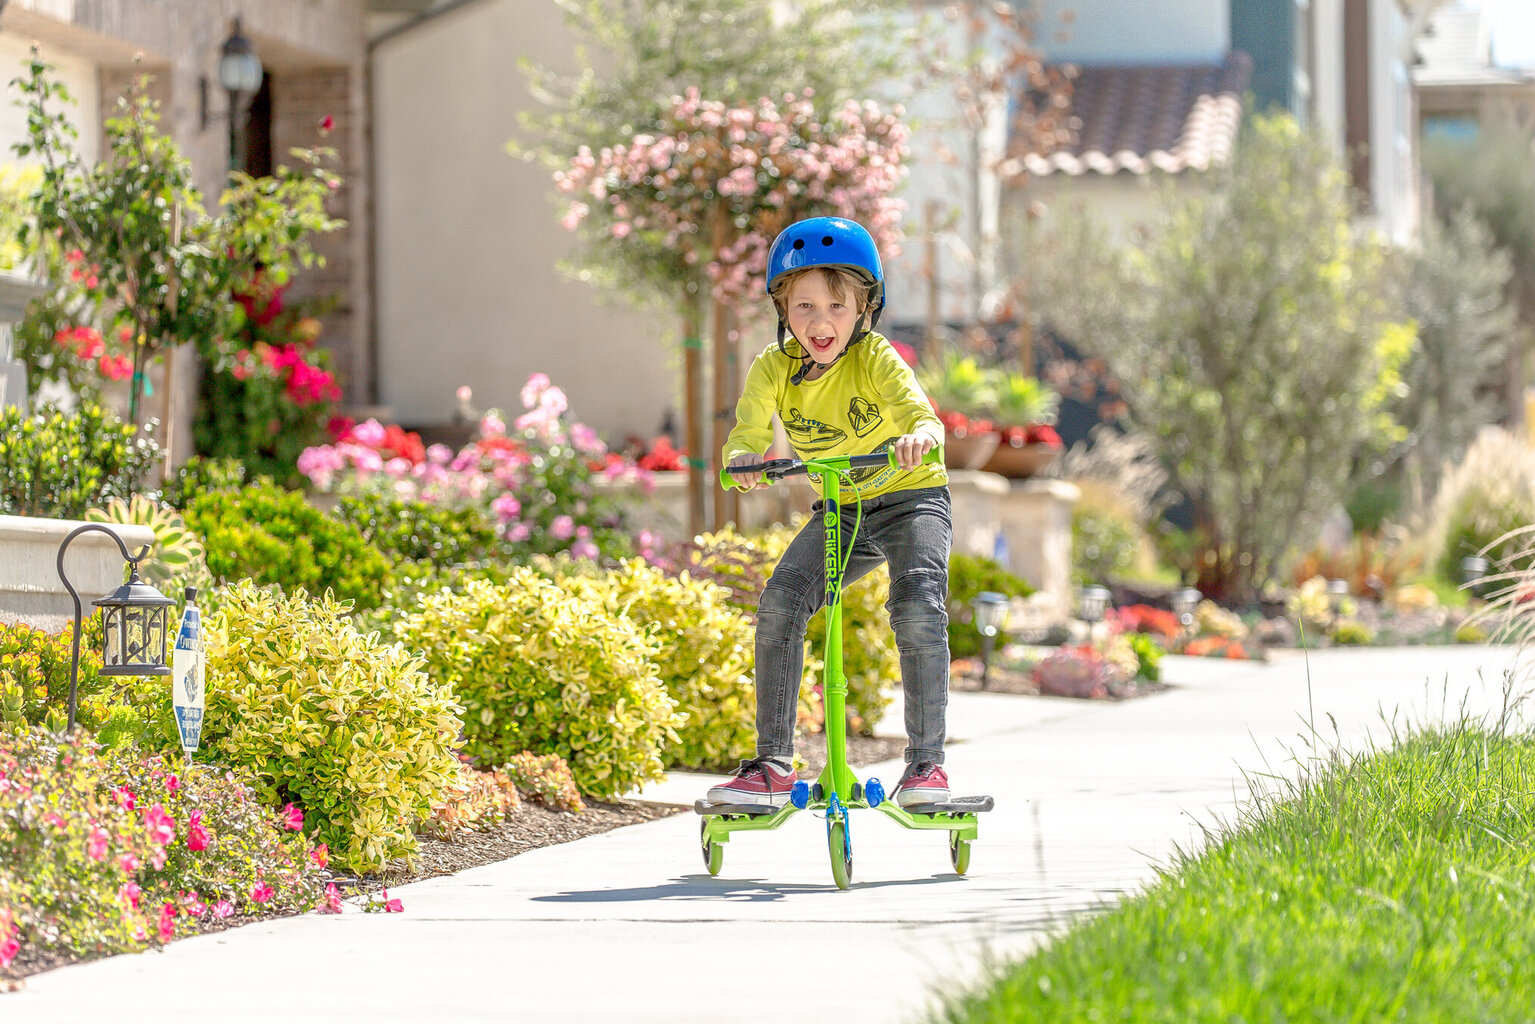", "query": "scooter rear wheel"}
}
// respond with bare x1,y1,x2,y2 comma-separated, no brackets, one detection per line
949,832,971,875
